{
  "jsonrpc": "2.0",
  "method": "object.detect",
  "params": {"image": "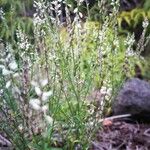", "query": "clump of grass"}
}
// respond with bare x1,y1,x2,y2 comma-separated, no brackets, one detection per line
0,0,147,149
